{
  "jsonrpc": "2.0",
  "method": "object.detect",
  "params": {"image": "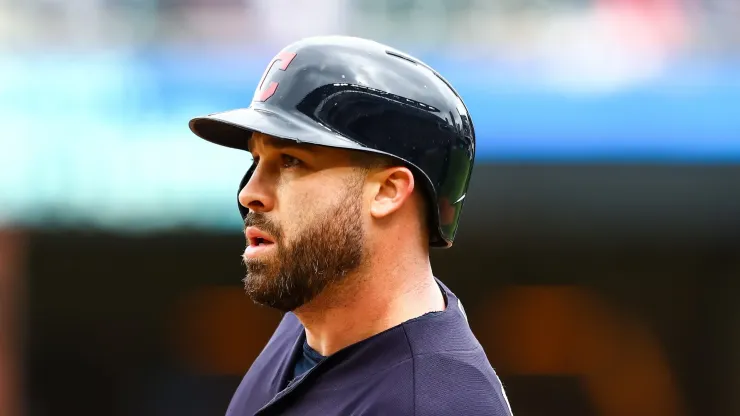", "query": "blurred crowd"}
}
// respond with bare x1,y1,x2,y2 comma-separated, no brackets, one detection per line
1,0,739,60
